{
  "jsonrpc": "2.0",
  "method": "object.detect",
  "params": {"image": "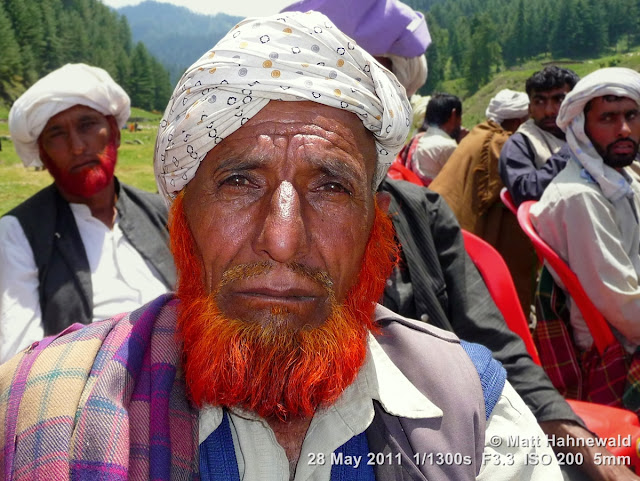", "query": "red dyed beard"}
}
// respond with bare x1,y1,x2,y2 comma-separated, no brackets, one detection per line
169,192,398,421
41,121,118,199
